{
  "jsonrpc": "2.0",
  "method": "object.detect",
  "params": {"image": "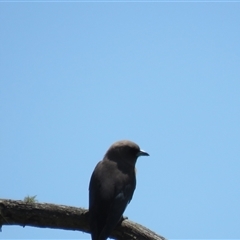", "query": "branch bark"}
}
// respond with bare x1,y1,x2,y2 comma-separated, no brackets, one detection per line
0,199,166,240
